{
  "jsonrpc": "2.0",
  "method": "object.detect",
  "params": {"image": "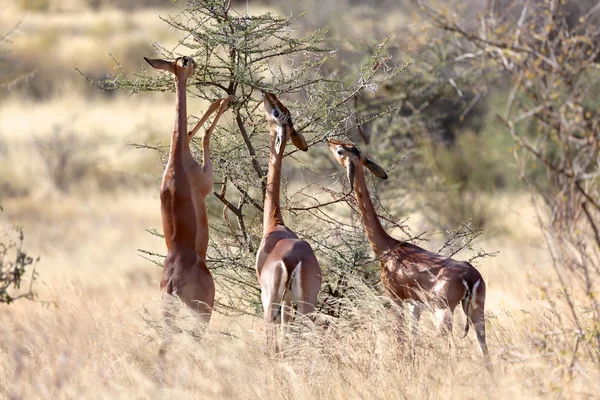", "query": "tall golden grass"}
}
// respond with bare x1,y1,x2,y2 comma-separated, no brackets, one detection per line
1,224,595,399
